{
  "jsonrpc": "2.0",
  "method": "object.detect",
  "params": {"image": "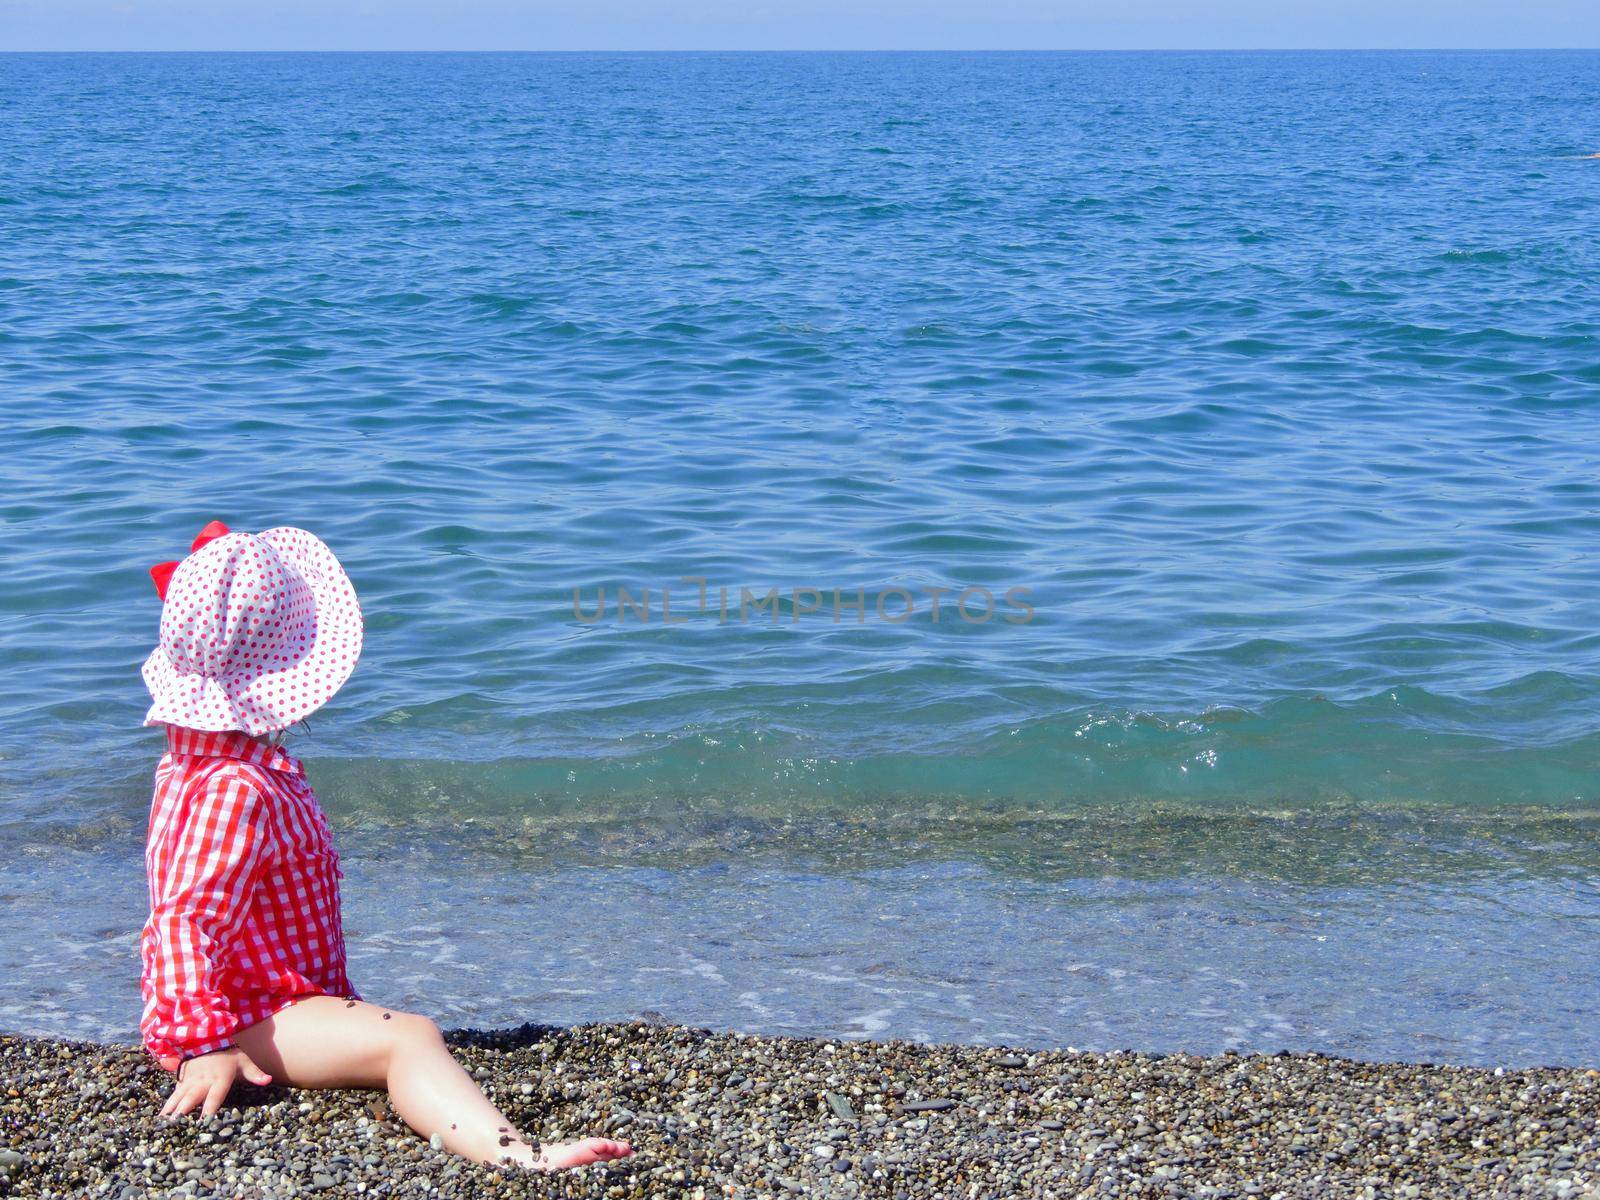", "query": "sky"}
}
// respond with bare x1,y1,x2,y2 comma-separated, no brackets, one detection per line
0,0,1597,51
